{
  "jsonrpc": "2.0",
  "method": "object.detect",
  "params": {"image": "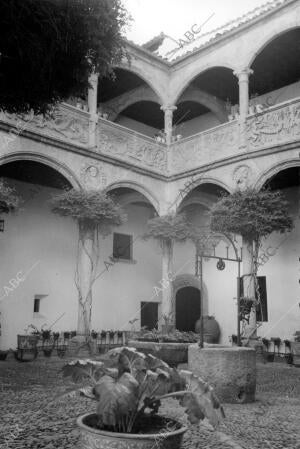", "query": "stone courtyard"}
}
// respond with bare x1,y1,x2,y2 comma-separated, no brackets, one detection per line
0,358,299,449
